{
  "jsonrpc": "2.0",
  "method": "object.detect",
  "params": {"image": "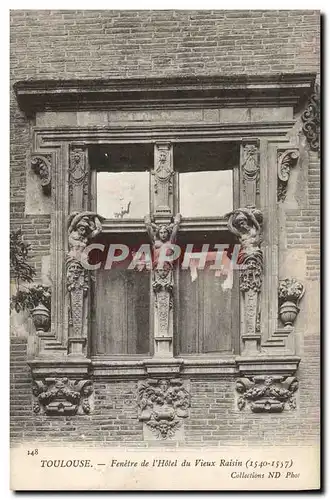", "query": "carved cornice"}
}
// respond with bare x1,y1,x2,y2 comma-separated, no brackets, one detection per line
138,378,190,439
32,377,93,415
236,375,298,413
277,149,300,202
31,154,51,195
301,83,320,155
14,73,315,114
